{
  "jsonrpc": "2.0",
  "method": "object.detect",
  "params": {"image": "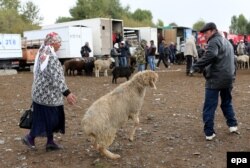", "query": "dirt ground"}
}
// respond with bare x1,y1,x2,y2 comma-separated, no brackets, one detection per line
0,64,249,168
